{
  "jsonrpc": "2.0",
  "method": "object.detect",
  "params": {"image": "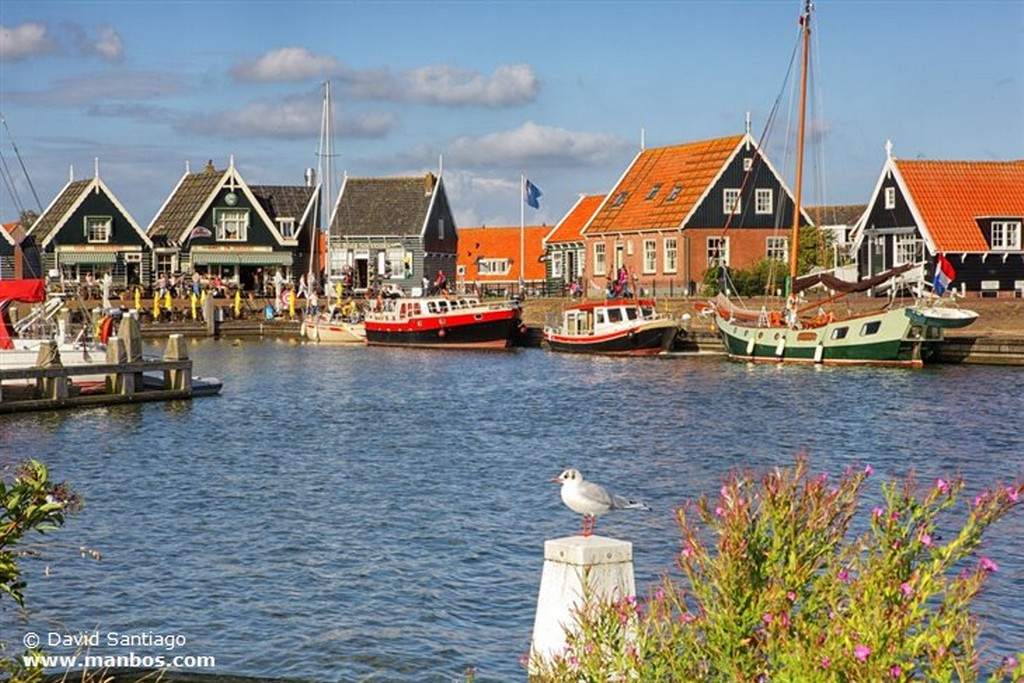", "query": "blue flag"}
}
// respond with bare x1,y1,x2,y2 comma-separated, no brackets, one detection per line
524,178,542,209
